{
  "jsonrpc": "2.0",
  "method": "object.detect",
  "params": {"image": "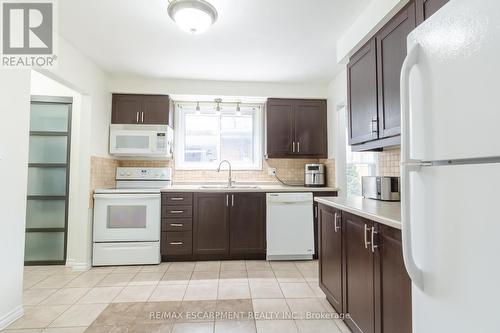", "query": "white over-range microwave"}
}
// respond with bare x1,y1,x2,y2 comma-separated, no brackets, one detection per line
109,124,173,158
